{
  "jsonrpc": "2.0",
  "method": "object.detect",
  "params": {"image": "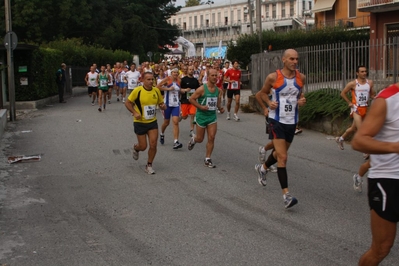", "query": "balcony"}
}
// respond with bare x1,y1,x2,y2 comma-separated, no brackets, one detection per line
358,0,399,12
180,20,244,32
315,15,370,28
